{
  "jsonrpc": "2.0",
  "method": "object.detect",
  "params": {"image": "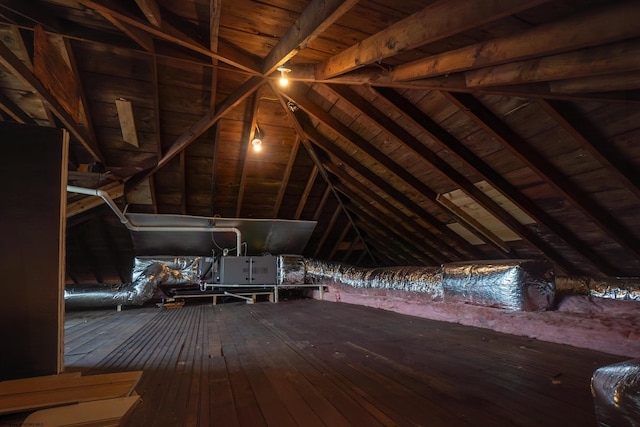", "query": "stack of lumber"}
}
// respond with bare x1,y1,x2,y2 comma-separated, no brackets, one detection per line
0,370,142,426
